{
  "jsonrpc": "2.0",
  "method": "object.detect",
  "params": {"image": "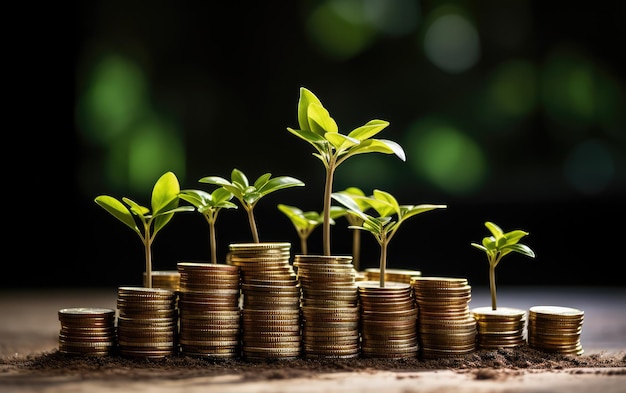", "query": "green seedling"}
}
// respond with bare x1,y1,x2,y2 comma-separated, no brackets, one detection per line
332,189,446,287
471,221,536,310
277,204,344,255
331,187,370,271
178,187,238,264
287,87,406,256
200,168,304,243
94,171,194,288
